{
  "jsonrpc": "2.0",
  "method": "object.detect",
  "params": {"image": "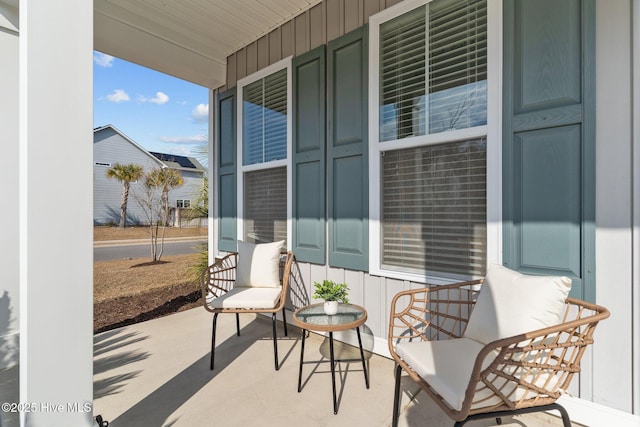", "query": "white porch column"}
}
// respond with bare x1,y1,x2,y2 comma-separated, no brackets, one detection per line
19,0,94,426
0,3,20,426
